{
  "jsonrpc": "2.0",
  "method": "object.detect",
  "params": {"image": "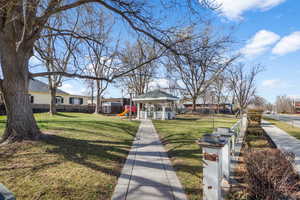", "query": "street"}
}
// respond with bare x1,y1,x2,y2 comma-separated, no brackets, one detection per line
264,114,300,128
